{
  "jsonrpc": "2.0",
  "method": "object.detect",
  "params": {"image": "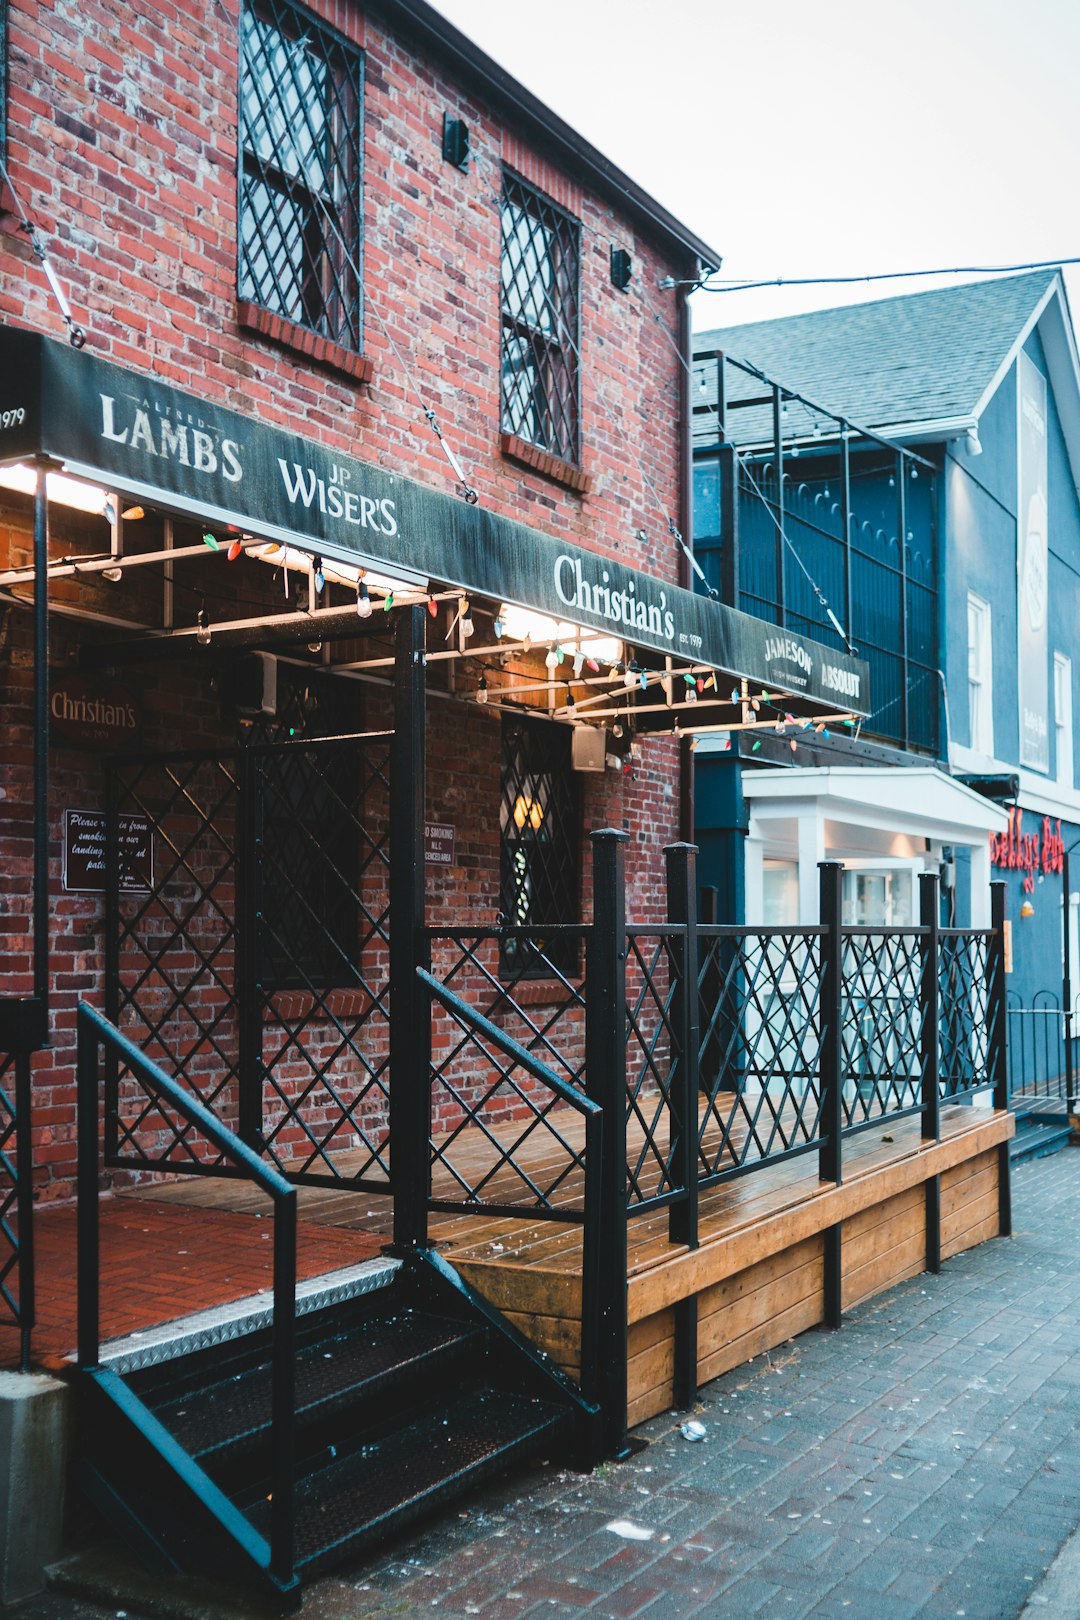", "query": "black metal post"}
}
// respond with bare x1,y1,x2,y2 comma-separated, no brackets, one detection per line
15,1051,35,1370
840,427,852,644
920,872,941,1142
897,453,910,749
719,442,740,609
76,1011,100,1371
818,862,844,1186
237,747,262,1149
33,466,49,1021
819,862,844,1329
990,880,1012,1237
1064,846,1076,1122
269,1186,297,1585
924,1175,942,1275
389,605,430,1253
773,387,786,629
665,843,700,1409
919,872,942,1276
585,829,629,1457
